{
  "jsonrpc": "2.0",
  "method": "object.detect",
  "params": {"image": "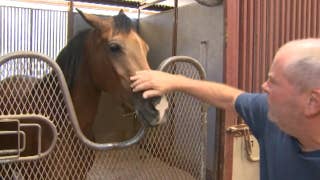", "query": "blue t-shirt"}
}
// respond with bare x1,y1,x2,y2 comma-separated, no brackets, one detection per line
235,93,320,180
